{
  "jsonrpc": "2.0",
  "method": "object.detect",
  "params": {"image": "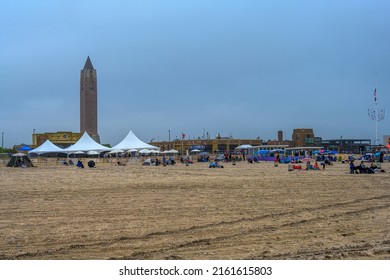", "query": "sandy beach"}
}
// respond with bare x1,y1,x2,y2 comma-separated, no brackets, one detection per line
0,159,389,260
